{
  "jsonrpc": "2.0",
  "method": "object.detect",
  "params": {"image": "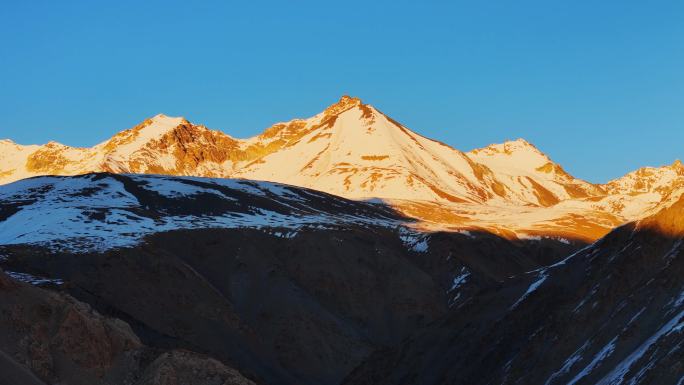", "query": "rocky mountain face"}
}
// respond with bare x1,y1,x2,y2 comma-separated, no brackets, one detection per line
2,96,683,242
